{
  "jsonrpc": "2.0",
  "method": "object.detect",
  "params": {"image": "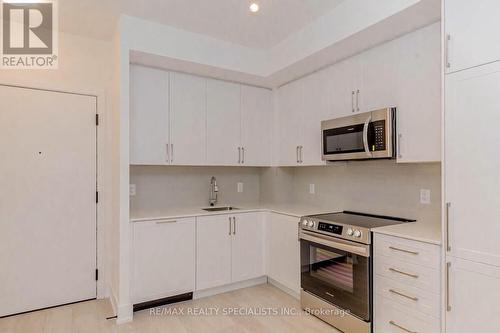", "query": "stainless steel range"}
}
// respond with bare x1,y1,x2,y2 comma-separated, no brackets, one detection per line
299,211,414,333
